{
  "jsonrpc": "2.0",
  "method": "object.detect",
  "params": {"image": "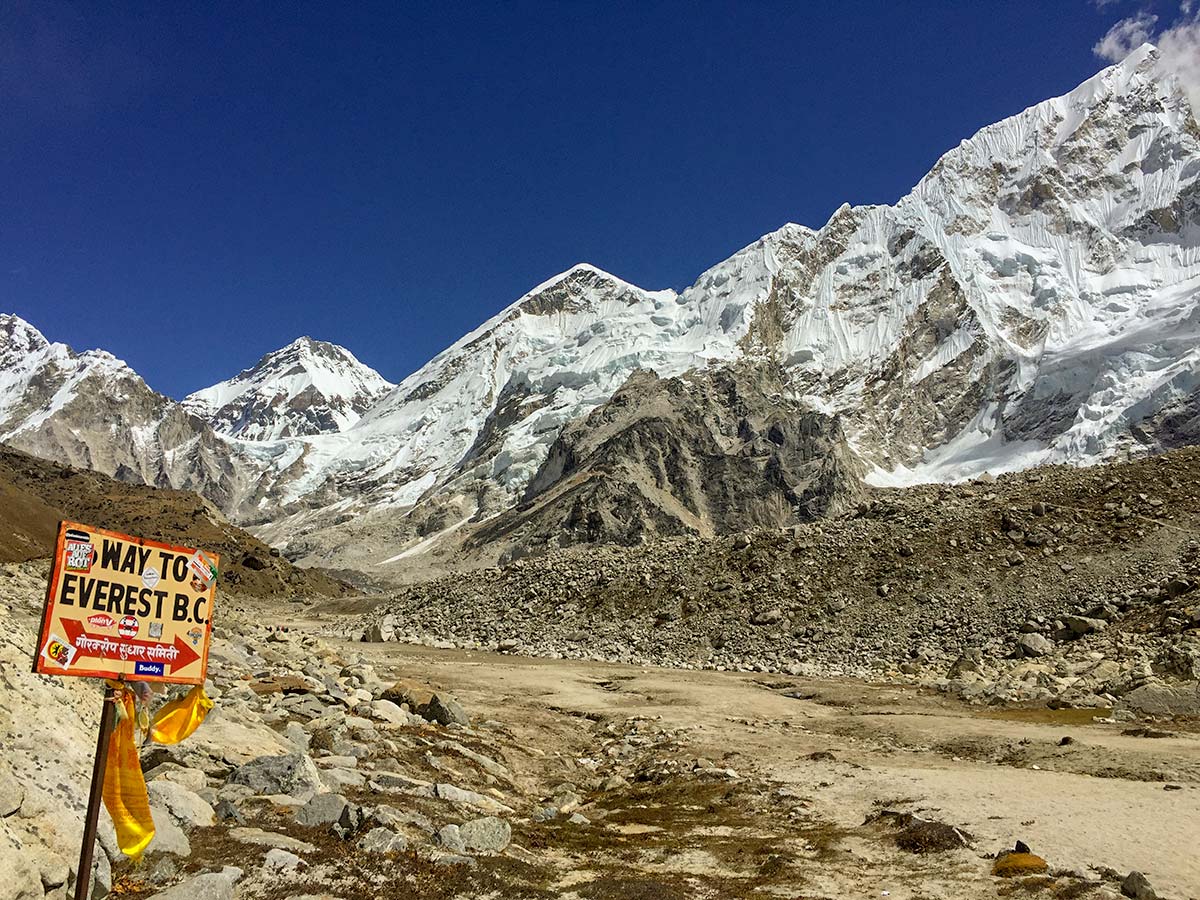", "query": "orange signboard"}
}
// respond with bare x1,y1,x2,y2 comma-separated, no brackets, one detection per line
34,522,217,685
